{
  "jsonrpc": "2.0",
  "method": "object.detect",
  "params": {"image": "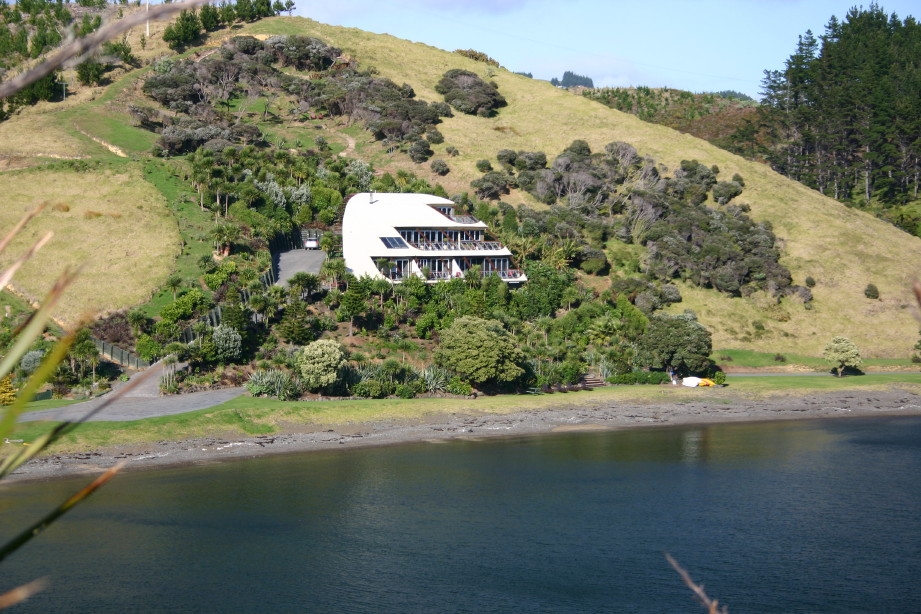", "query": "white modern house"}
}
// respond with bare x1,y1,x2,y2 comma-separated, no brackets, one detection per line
341,192,526,284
